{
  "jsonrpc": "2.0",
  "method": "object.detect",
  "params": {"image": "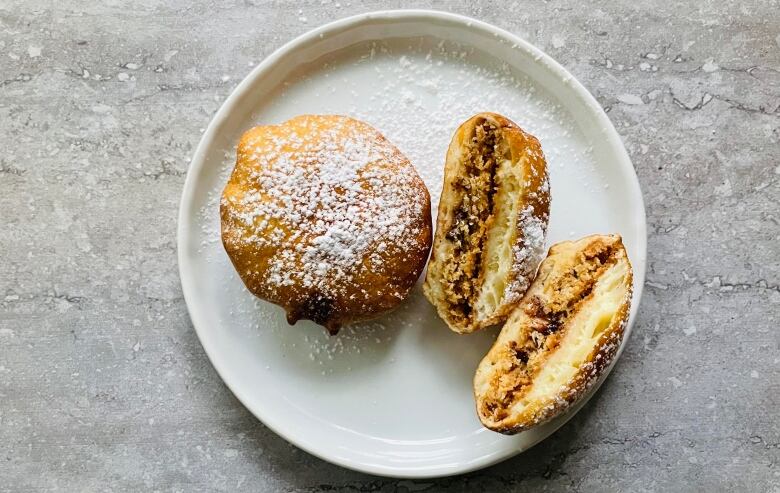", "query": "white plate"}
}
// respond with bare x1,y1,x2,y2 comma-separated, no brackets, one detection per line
178,10,646,478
